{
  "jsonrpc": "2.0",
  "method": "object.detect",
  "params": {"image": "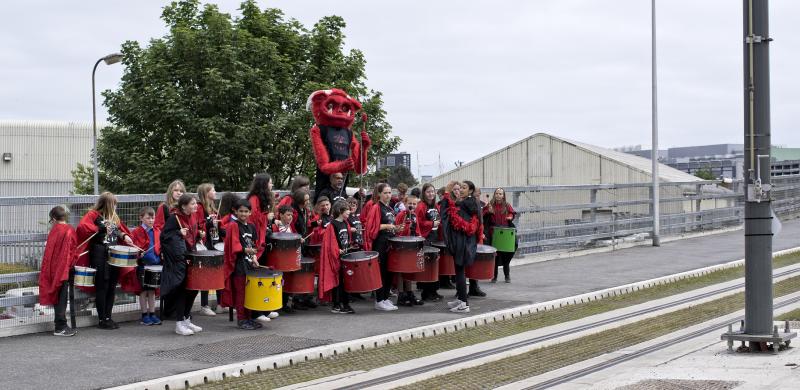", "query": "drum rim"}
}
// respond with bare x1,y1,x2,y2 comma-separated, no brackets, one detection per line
341,251,379,261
